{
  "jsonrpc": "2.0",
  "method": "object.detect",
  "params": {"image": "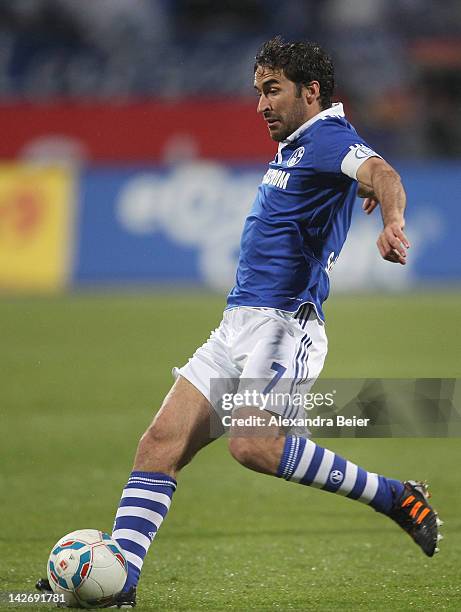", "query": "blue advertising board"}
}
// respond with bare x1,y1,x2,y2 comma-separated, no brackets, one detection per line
73,161,461,291
74,168,200,283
